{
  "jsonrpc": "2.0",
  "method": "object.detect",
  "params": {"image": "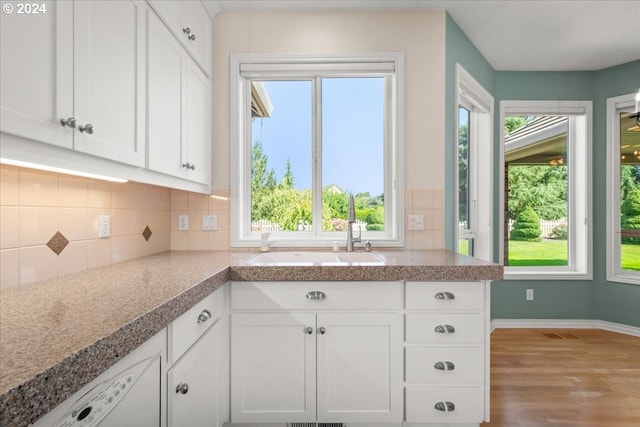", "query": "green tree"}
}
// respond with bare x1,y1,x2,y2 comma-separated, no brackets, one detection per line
510,205,542,241
251,140,277,221
622,190,640,245
280,159,294,189
621,165,640,199
504,116,527,135
507,165,567,220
